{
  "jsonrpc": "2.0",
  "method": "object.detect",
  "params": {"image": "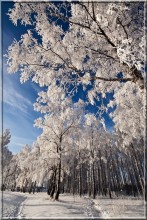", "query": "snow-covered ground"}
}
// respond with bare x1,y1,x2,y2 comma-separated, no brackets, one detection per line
93,196,146,219
1,191,146,219
1,191,99,219
0,191,27,218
